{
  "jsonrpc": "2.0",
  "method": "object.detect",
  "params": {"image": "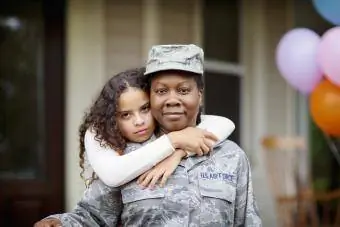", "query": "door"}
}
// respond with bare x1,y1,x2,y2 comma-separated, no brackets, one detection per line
0,0,65,226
